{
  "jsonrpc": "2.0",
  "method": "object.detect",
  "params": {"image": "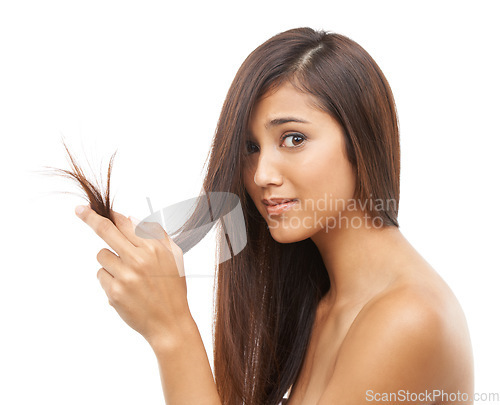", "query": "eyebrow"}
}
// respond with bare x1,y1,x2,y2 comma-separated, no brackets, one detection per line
264,117,311,129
